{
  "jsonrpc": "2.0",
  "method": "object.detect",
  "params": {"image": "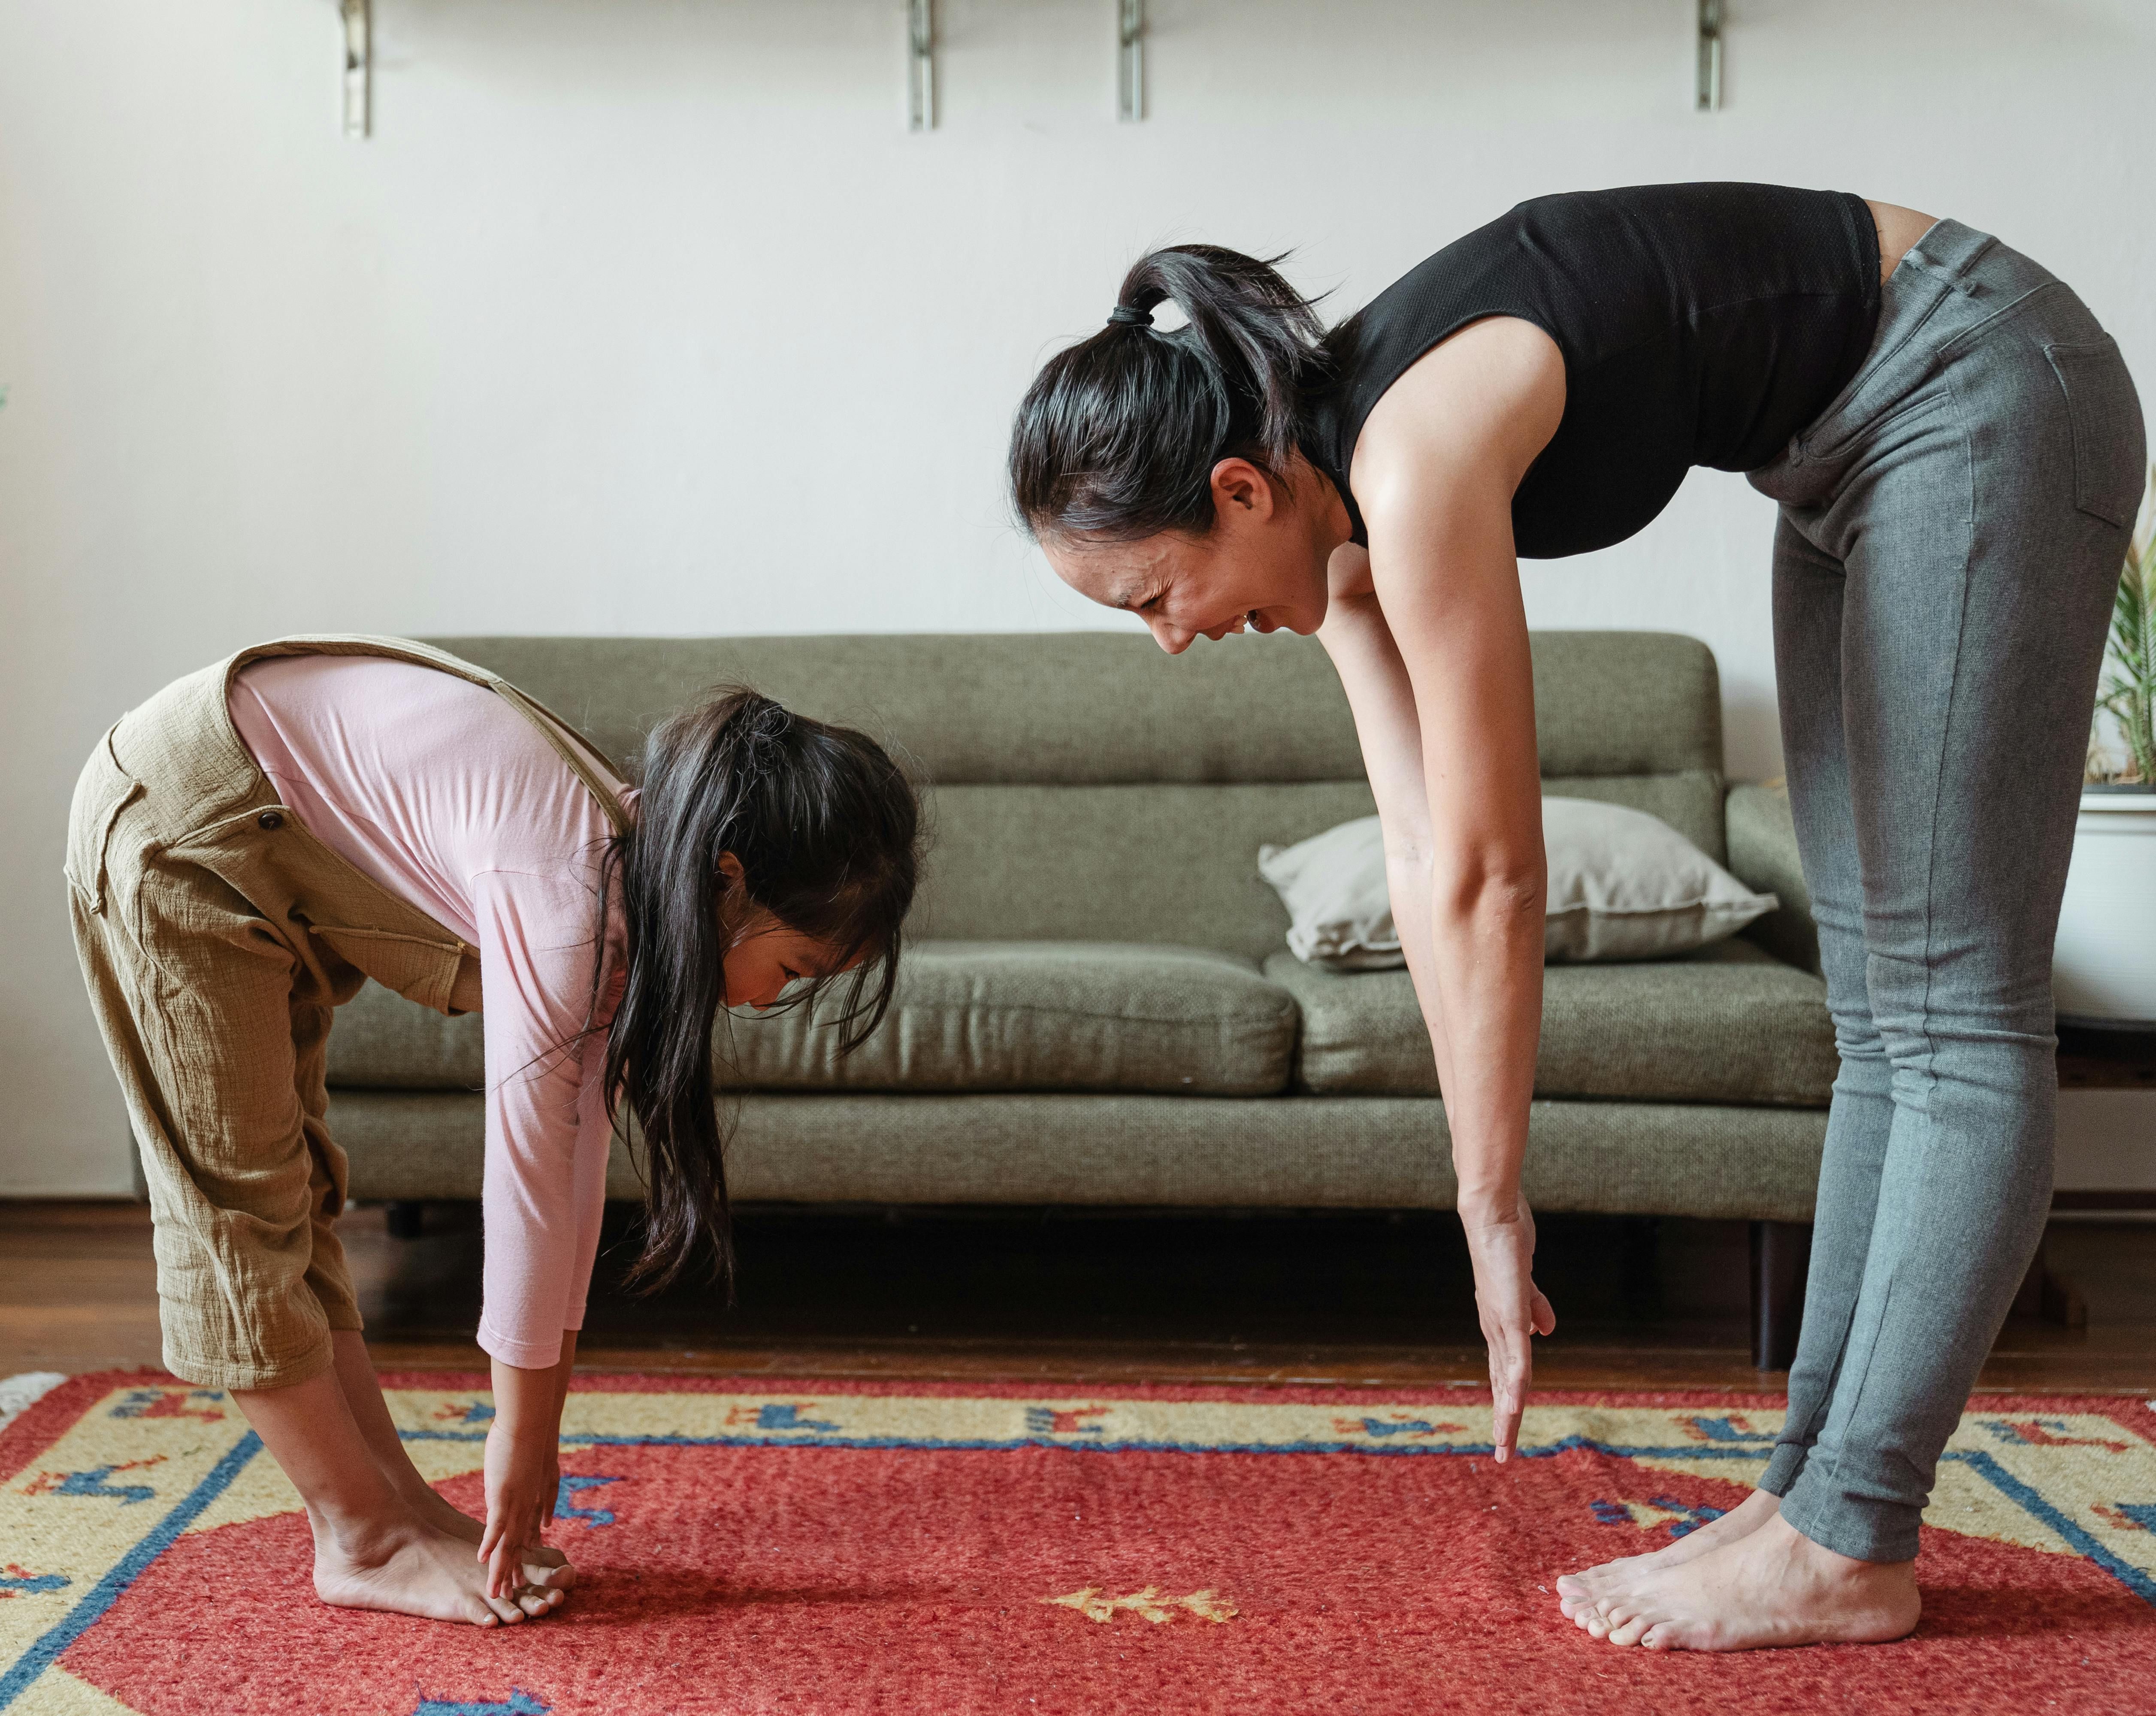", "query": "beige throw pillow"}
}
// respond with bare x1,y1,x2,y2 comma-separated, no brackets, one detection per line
1258,799,1780,968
